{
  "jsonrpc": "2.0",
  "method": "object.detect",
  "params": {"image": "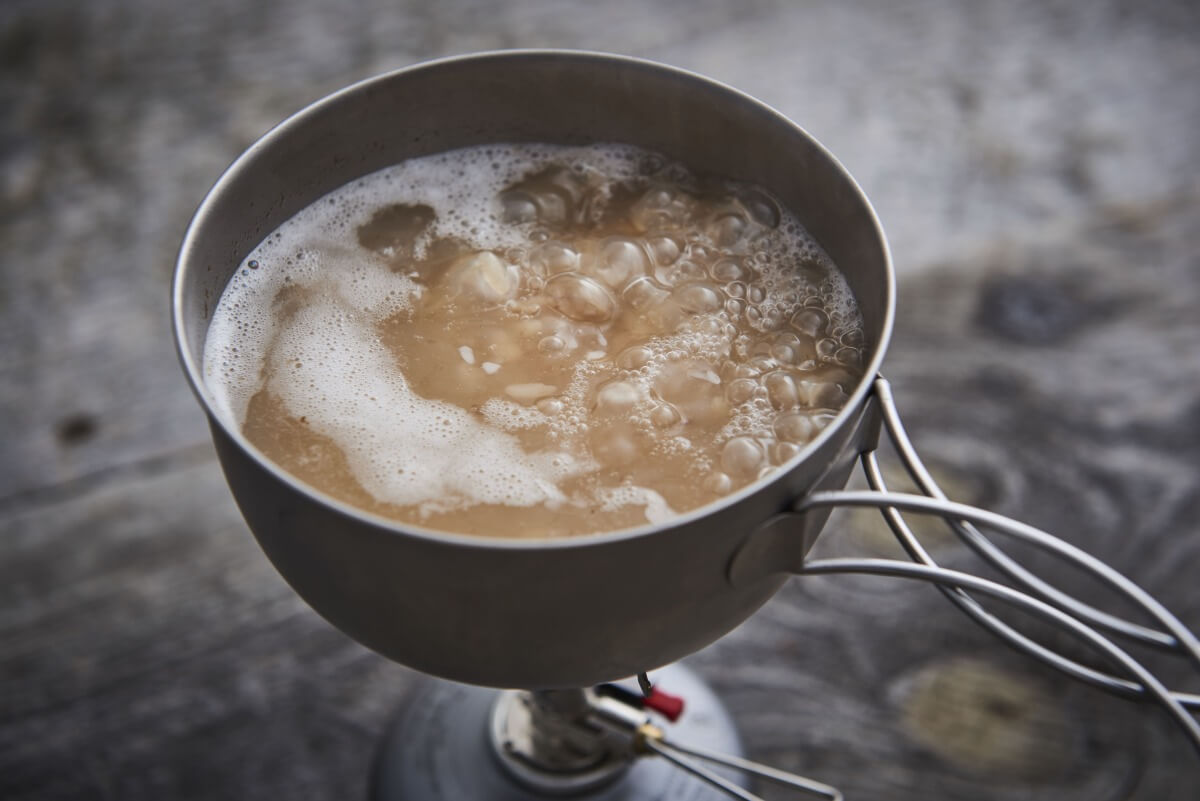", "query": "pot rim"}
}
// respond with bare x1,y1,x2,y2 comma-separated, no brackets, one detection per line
172,48,896,552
